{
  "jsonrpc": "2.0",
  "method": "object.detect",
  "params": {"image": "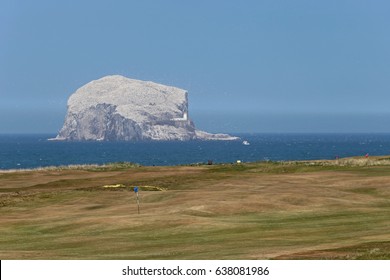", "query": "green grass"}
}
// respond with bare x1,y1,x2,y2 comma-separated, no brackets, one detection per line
1,191,388,259
1,211,388,259
1,158,390,259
